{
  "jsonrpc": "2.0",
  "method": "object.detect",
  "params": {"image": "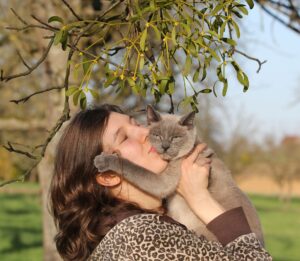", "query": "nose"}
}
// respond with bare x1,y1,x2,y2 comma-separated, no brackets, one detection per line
162,141,170,151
